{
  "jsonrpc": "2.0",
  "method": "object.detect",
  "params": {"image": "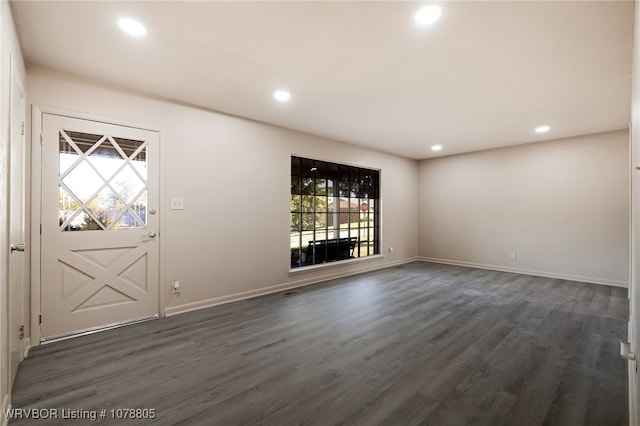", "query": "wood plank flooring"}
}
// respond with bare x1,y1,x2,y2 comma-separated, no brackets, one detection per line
9,262,629,425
